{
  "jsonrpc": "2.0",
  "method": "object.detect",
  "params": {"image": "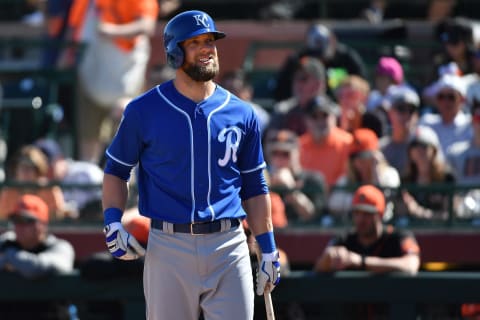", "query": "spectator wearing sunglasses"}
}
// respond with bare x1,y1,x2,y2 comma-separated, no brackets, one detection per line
380,86,421,174
419,74,472,158
264,129,328,224
299,95,352,189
